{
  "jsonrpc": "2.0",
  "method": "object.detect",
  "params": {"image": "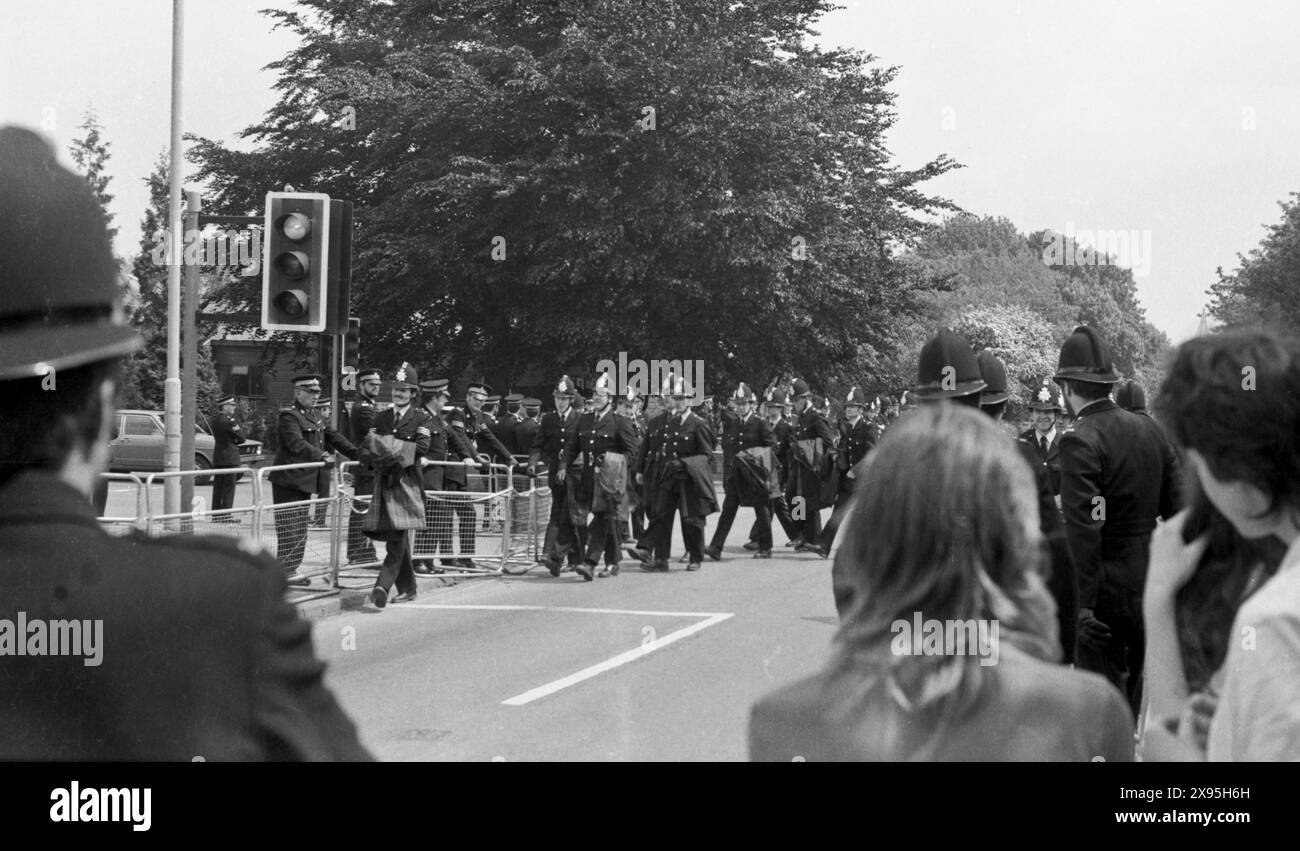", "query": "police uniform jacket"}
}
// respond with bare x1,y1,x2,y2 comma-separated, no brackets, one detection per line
371,404,433,464
348,396,380,483
561,406,641,503
514,415,540,460
1019,427,1062,496
269,402,359,494
528,407,581,488
788,406,836,499
211,411,246,468
1058,399,1180,610
636,409,717,517
491,412,519,457
836,416,878,472
771,417,793,483
467,408,515,465
0,471,371,760
721,411,777,492
421,405,477,490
